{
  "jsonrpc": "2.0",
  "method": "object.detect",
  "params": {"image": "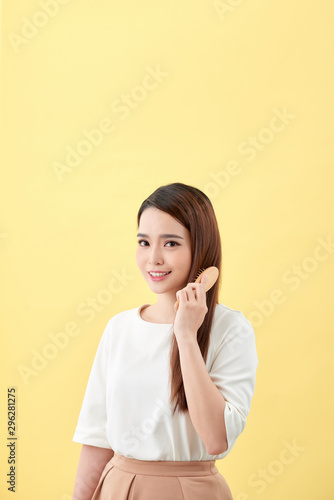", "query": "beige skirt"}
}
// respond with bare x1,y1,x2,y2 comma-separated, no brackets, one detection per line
91,452,233,500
